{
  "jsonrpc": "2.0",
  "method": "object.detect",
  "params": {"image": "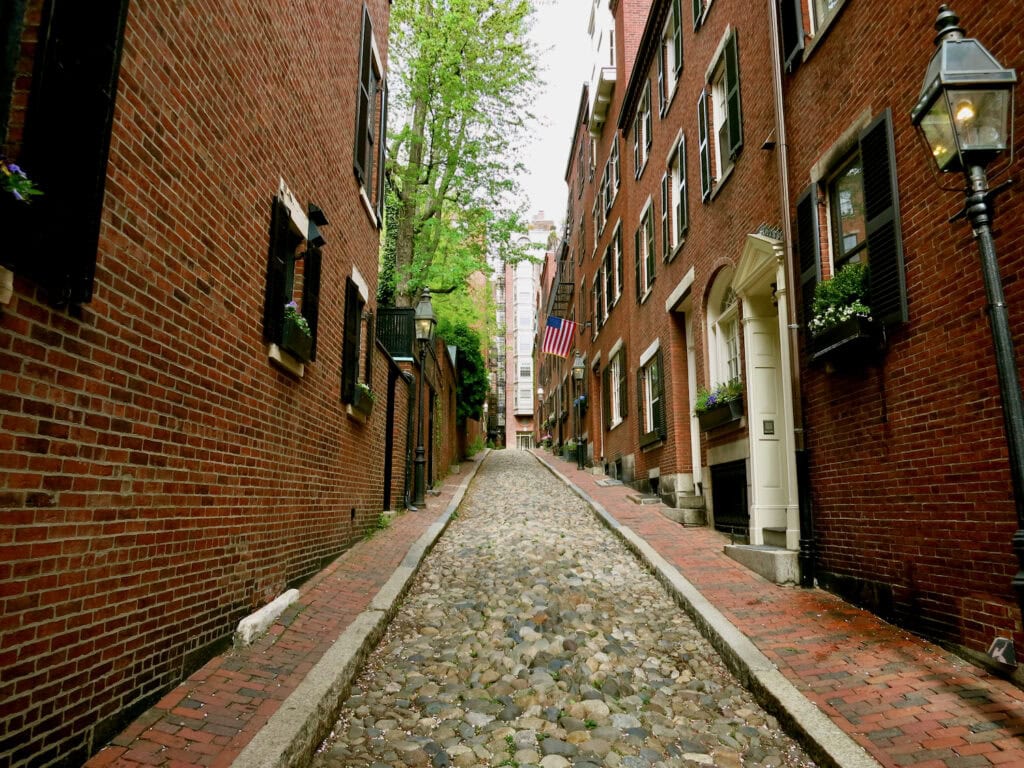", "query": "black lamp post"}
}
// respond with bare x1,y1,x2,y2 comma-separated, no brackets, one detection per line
536,386,544,445
911,5,1024,606
572,353,585,469
412,288,436,508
